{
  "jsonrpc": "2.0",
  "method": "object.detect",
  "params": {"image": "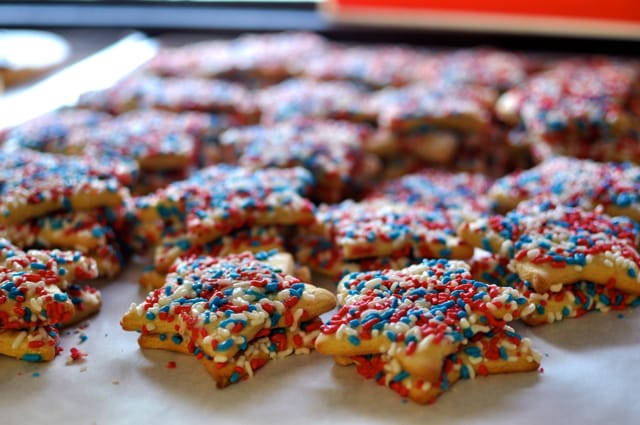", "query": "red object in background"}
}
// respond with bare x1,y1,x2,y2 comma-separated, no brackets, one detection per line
323,0,640,39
